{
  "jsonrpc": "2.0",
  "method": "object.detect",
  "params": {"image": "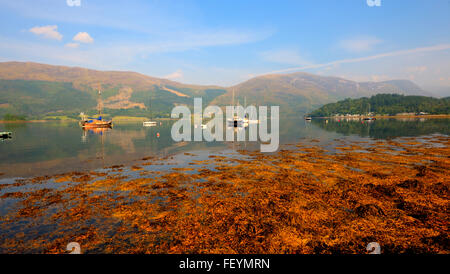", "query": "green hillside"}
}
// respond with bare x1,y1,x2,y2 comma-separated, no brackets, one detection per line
308,94,450,117
0,79,96,118
0,79,226,120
